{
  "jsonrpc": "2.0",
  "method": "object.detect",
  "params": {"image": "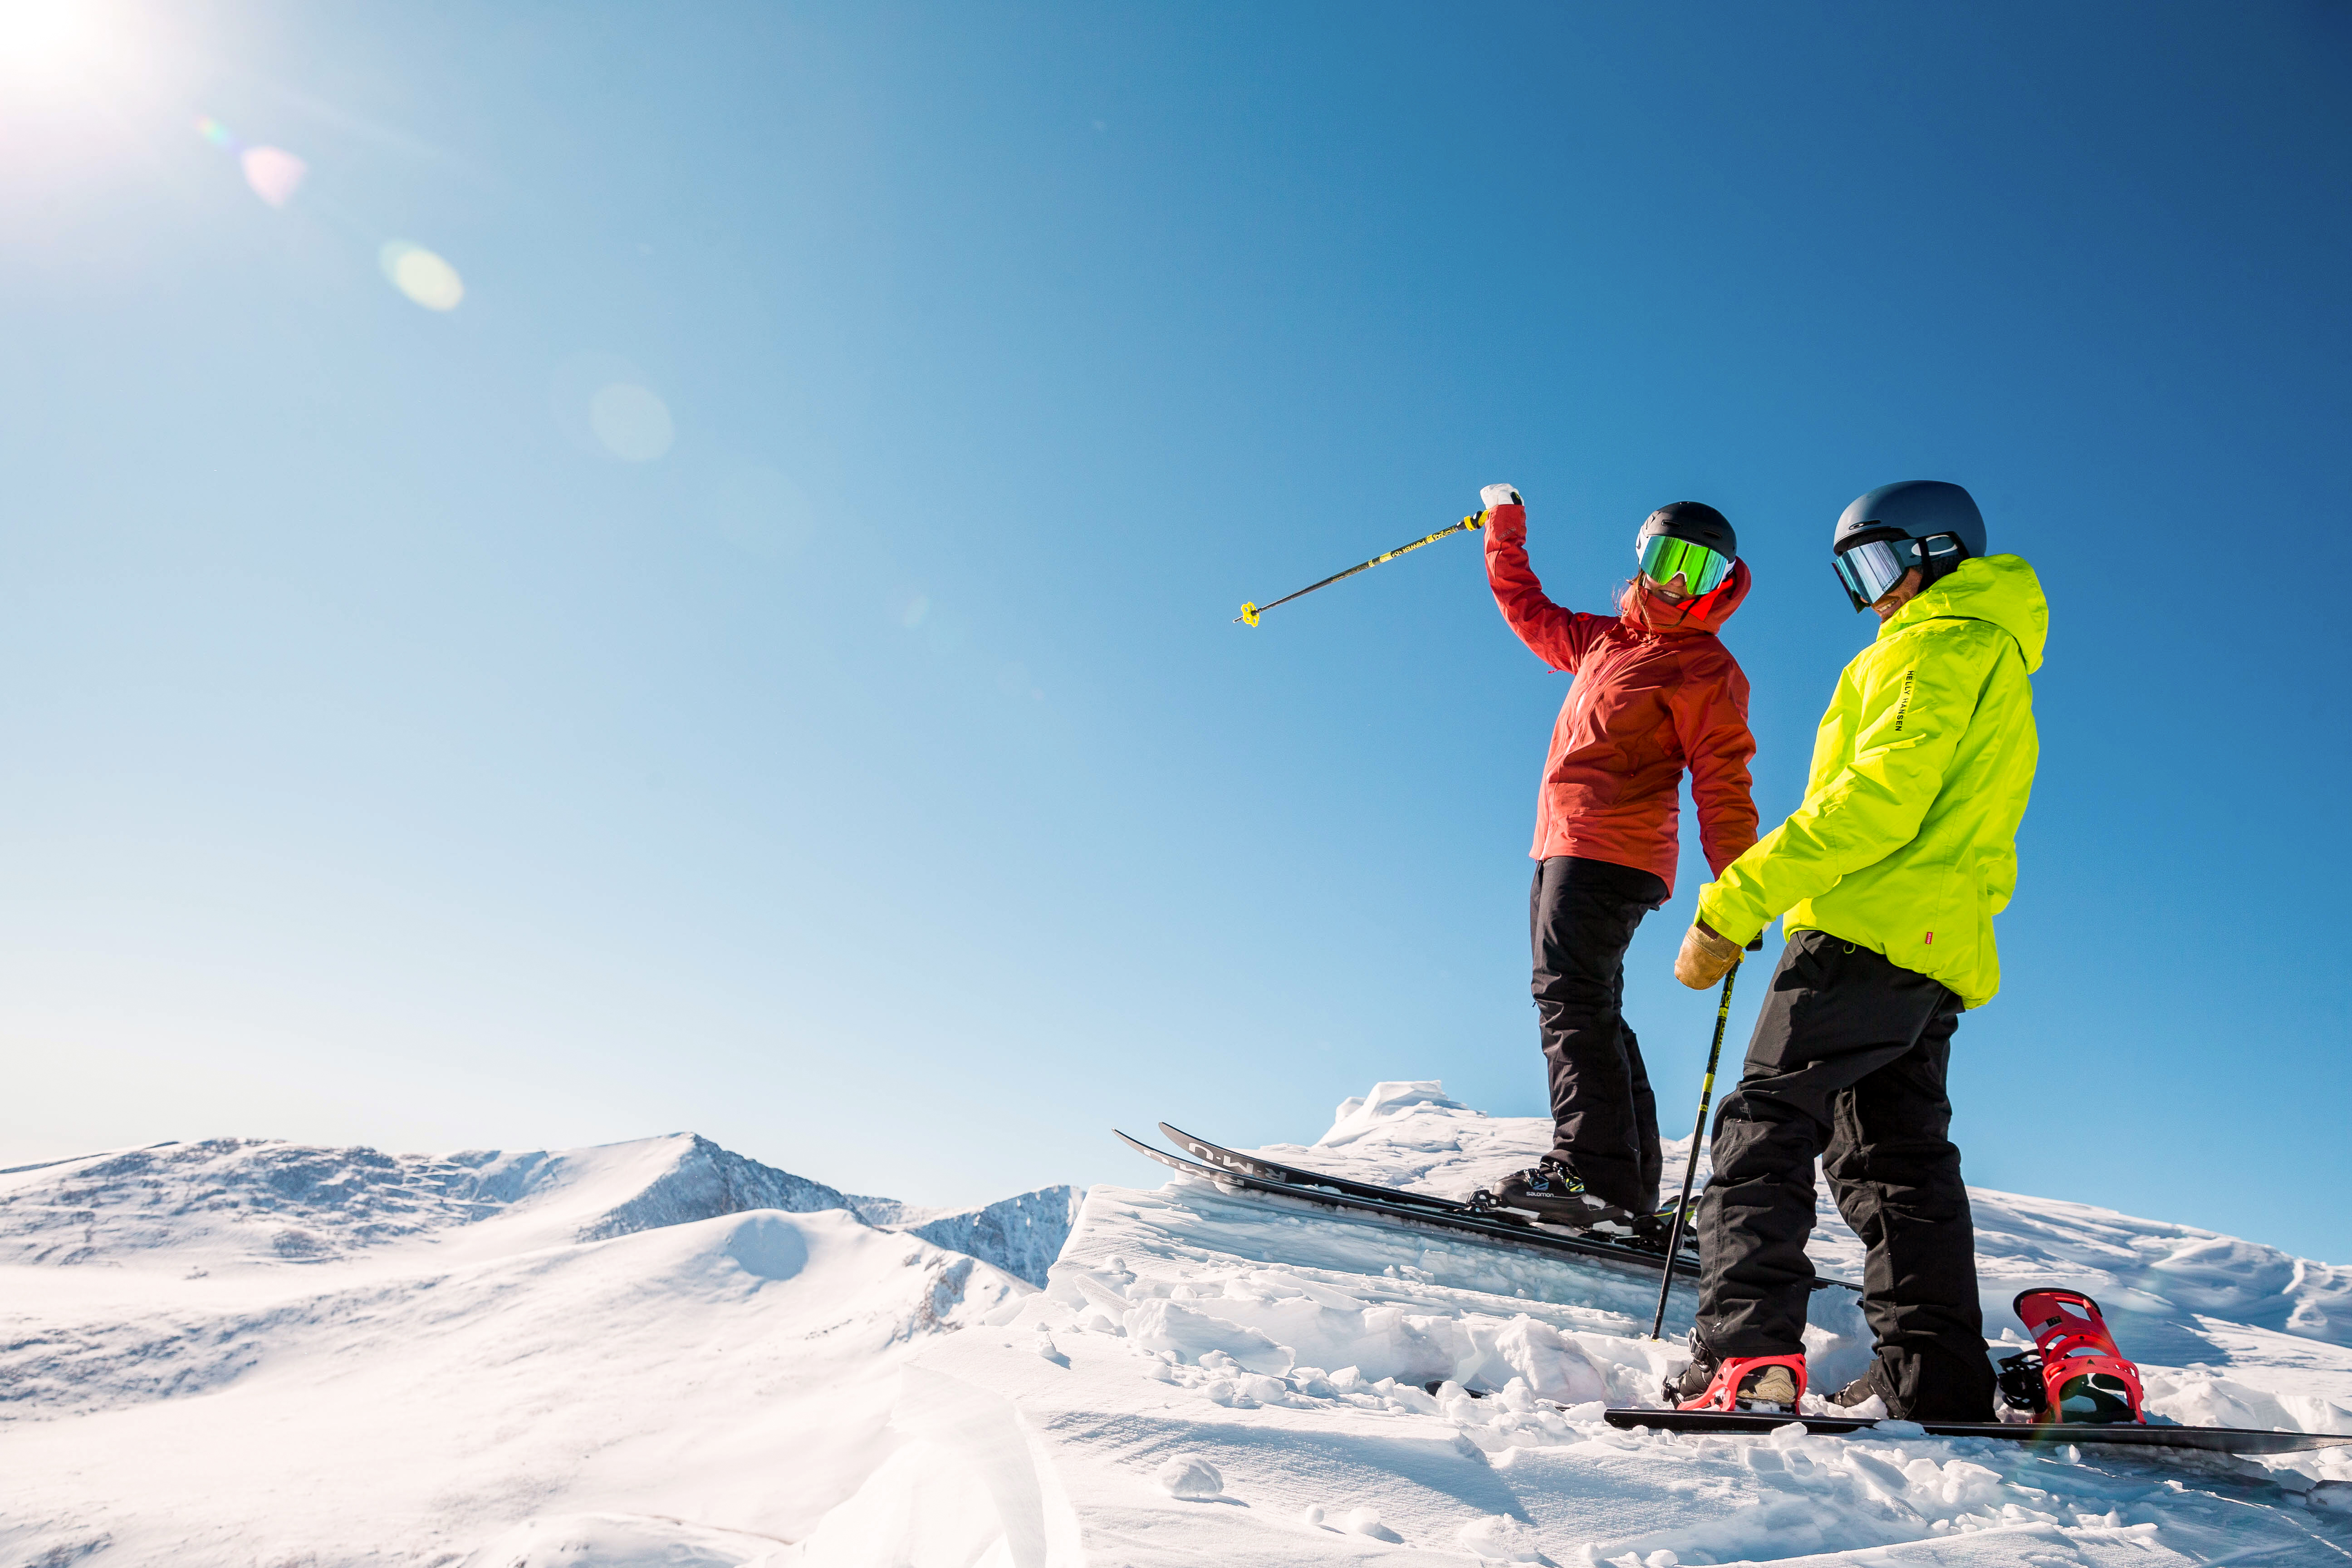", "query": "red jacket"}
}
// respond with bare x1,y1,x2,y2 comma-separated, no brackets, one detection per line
1485,503,1759,892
